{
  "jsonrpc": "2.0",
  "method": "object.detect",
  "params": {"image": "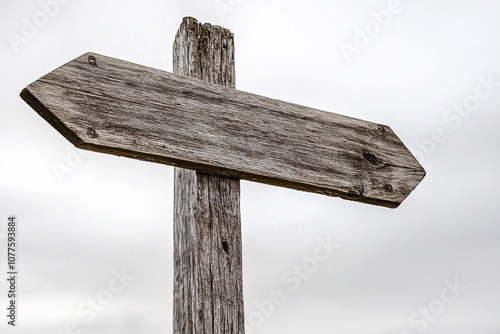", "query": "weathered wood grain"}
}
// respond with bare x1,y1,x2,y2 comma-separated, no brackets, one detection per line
172,17,244,334
20,38,424,208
